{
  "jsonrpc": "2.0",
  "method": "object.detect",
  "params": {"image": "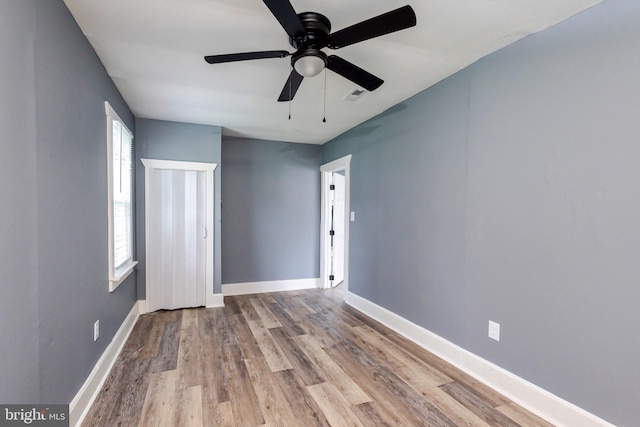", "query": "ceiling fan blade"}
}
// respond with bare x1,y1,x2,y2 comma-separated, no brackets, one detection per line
326,55,383,92
277,69,304,102
263,0,306,39
328,5,416,49
204,50,290,64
